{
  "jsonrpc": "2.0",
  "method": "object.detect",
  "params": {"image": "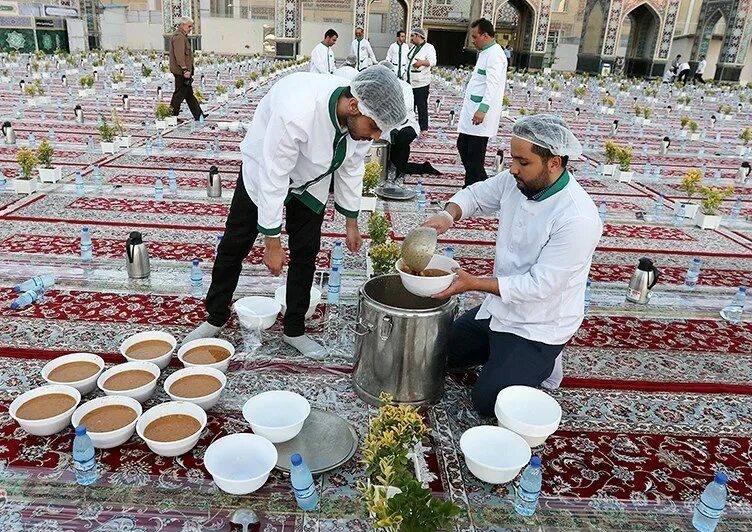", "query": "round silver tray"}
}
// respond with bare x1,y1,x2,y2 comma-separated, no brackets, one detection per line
273,409,358,475
376,184,416,201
